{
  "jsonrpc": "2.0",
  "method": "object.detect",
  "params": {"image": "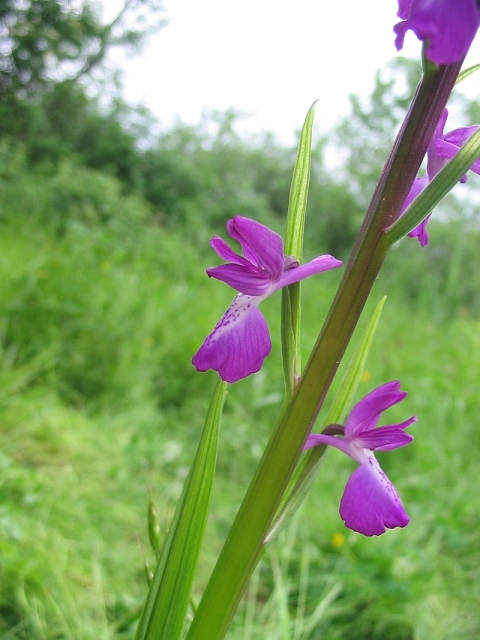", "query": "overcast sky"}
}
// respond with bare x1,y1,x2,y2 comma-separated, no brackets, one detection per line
102,0,480,144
